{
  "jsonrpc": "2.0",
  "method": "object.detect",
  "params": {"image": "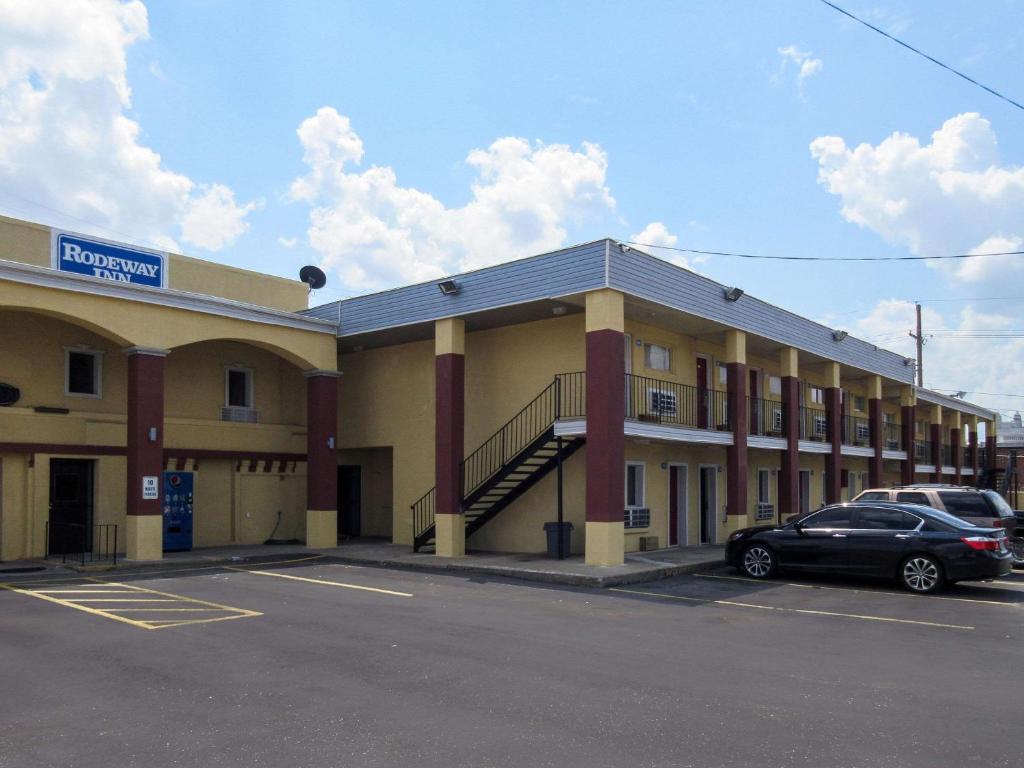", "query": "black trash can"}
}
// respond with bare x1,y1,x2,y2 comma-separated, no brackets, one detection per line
543,521,573,558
